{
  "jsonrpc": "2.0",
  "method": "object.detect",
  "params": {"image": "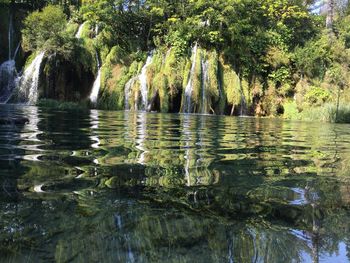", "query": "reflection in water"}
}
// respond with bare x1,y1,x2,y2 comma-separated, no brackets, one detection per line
90,110,100,168
136,111,147,165
182,114,192,186
1,105,350,262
